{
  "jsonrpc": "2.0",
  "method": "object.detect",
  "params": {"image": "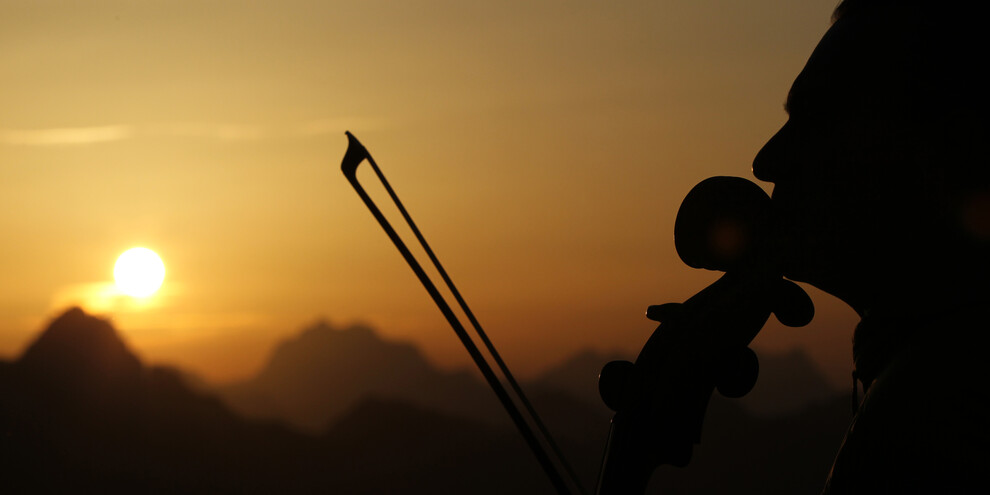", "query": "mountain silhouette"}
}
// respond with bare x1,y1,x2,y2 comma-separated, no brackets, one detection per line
212,321,849,492
529,348,630,413
529,347,841,417
737,348,840,416
218,320,502,432
0,308,576,494
15,306,142,398
1,307,852,494
0,308,321,493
